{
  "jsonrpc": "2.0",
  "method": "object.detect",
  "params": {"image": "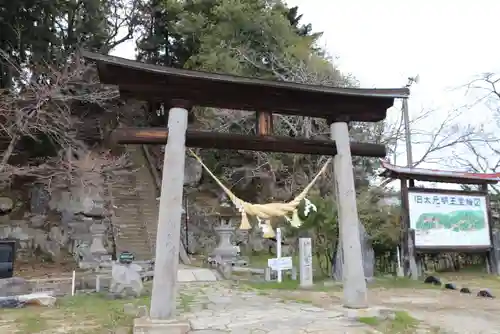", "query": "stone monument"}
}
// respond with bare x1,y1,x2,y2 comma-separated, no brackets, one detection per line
299,238,313,288
66,188,111,269
29,184,50,216
333,222,375,282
